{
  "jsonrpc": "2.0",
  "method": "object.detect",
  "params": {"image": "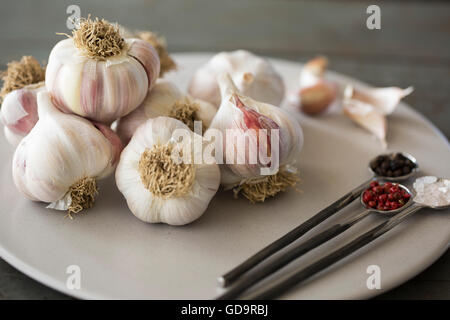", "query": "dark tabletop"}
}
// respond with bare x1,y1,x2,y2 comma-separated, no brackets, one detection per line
0,0,449,300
